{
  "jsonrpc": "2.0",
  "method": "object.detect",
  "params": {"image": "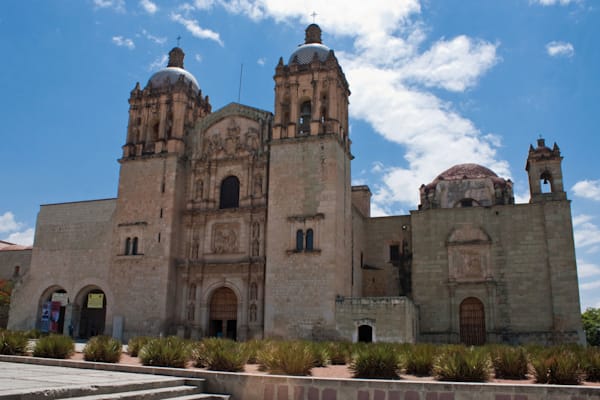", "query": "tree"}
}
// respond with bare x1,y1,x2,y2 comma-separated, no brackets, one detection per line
582,307,600,346
0,279,12,306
